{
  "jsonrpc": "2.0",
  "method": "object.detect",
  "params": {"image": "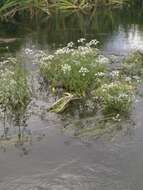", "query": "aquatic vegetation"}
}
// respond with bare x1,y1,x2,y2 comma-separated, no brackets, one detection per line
96,81,134,114
40,39,108,96
1,41,142,140
0,0,49,19
0,58,31,139
0,0,129,19
122,51,143,77
39,39,138,120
